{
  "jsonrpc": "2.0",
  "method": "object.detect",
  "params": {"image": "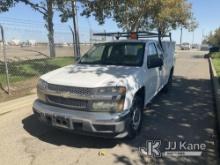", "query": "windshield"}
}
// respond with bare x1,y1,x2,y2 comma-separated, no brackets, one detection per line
79,42,145,66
